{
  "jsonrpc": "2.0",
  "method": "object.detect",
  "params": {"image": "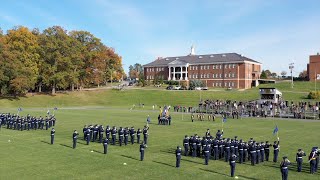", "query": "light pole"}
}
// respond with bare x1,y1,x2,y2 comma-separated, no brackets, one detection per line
289,63,294,88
